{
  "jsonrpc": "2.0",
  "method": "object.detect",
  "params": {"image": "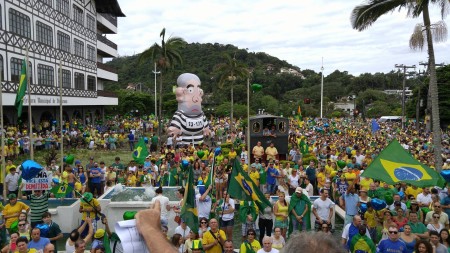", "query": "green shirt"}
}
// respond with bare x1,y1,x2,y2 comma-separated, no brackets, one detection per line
111,162,124,171
408,221,427,234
